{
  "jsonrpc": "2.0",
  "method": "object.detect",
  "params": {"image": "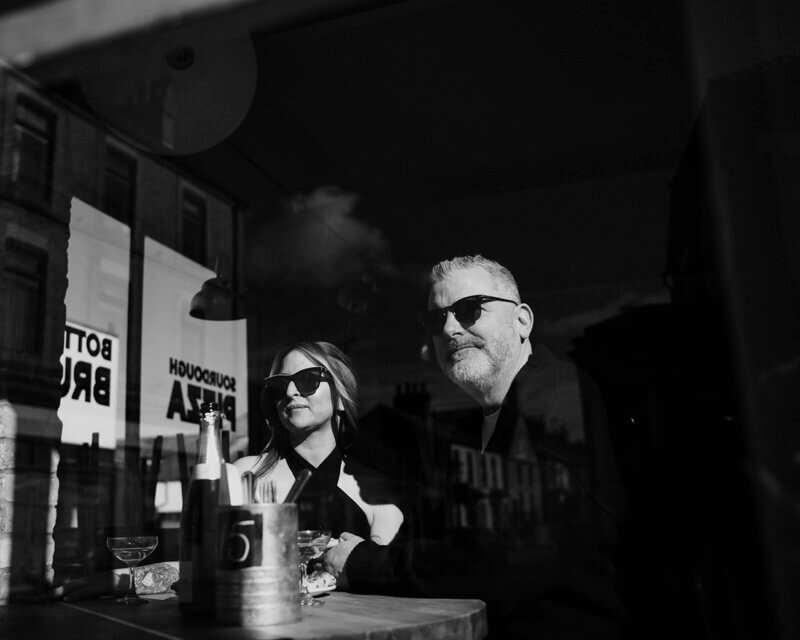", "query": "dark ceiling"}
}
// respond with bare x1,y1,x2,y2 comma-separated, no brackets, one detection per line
183,0,694,315
184,0,693,208
32,0,694,210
